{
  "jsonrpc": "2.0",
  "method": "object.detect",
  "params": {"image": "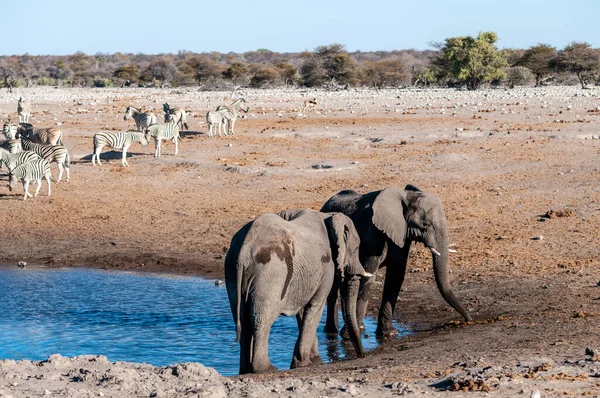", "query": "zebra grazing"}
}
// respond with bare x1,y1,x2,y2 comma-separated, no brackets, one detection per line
21,137,70,182
124,106,157,131
0,149,41,172
18,123,63,146
17,97,31,123
145,121,180,157
3,123,19,140
0,139,22,153
92,131,149,166
206,111,225,138
8,158,52,200
163,103,189,130
215,98,248,135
